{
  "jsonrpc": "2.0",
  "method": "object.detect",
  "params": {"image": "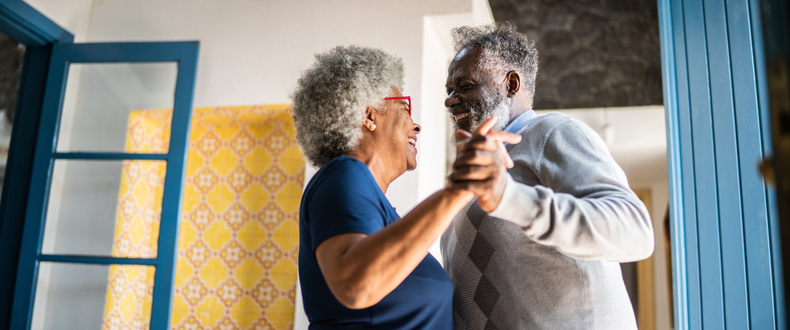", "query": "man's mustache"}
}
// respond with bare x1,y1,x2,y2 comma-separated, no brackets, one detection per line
449,103,475,114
